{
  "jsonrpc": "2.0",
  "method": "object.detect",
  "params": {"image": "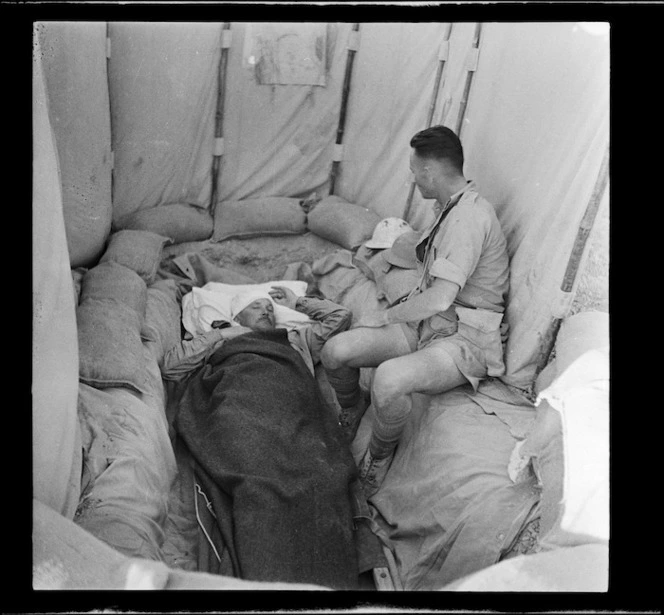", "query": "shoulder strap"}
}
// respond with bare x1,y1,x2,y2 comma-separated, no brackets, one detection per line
409,199,461,298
